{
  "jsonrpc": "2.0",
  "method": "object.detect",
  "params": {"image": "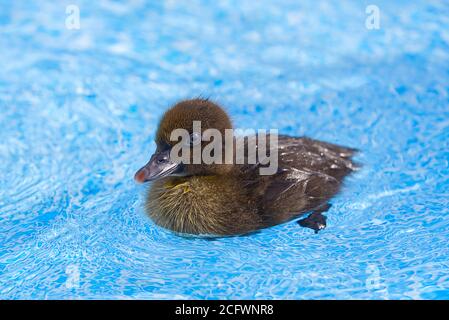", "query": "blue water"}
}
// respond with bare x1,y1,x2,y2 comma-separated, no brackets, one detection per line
1,0,448,299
